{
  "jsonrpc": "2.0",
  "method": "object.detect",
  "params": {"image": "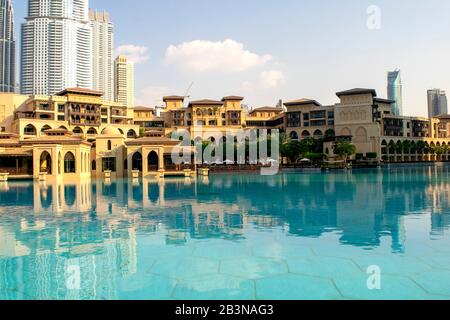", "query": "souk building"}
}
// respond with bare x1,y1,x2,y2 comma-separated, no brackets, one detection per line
2,86,450,181
0,88,195,181
135,89,450,162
